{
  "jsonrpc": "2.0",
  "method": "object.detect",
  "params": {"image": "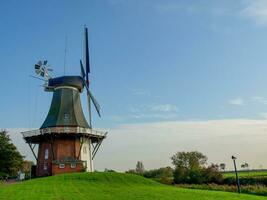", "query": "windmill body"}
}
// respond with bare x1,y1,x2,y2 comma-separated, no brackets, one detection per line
22,28,106,176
